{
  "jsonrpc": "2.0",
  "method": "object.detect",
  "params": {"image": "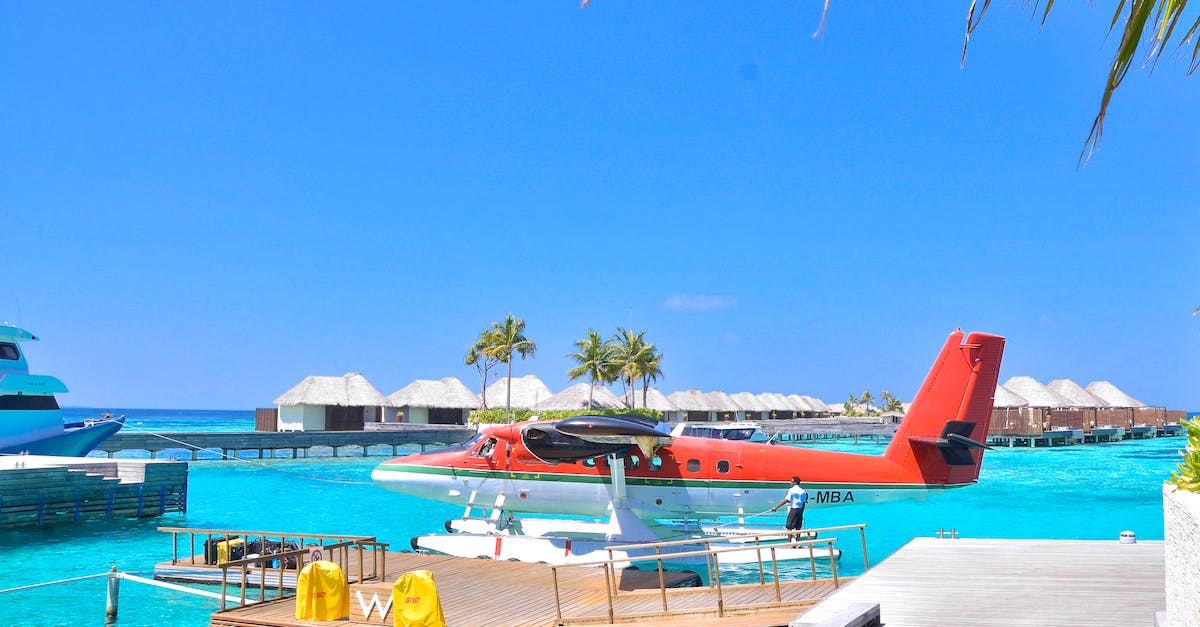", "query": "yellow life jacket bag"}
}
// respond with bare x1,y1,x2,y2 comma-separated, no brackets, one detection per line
295,560,349,621
392,569,446,627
